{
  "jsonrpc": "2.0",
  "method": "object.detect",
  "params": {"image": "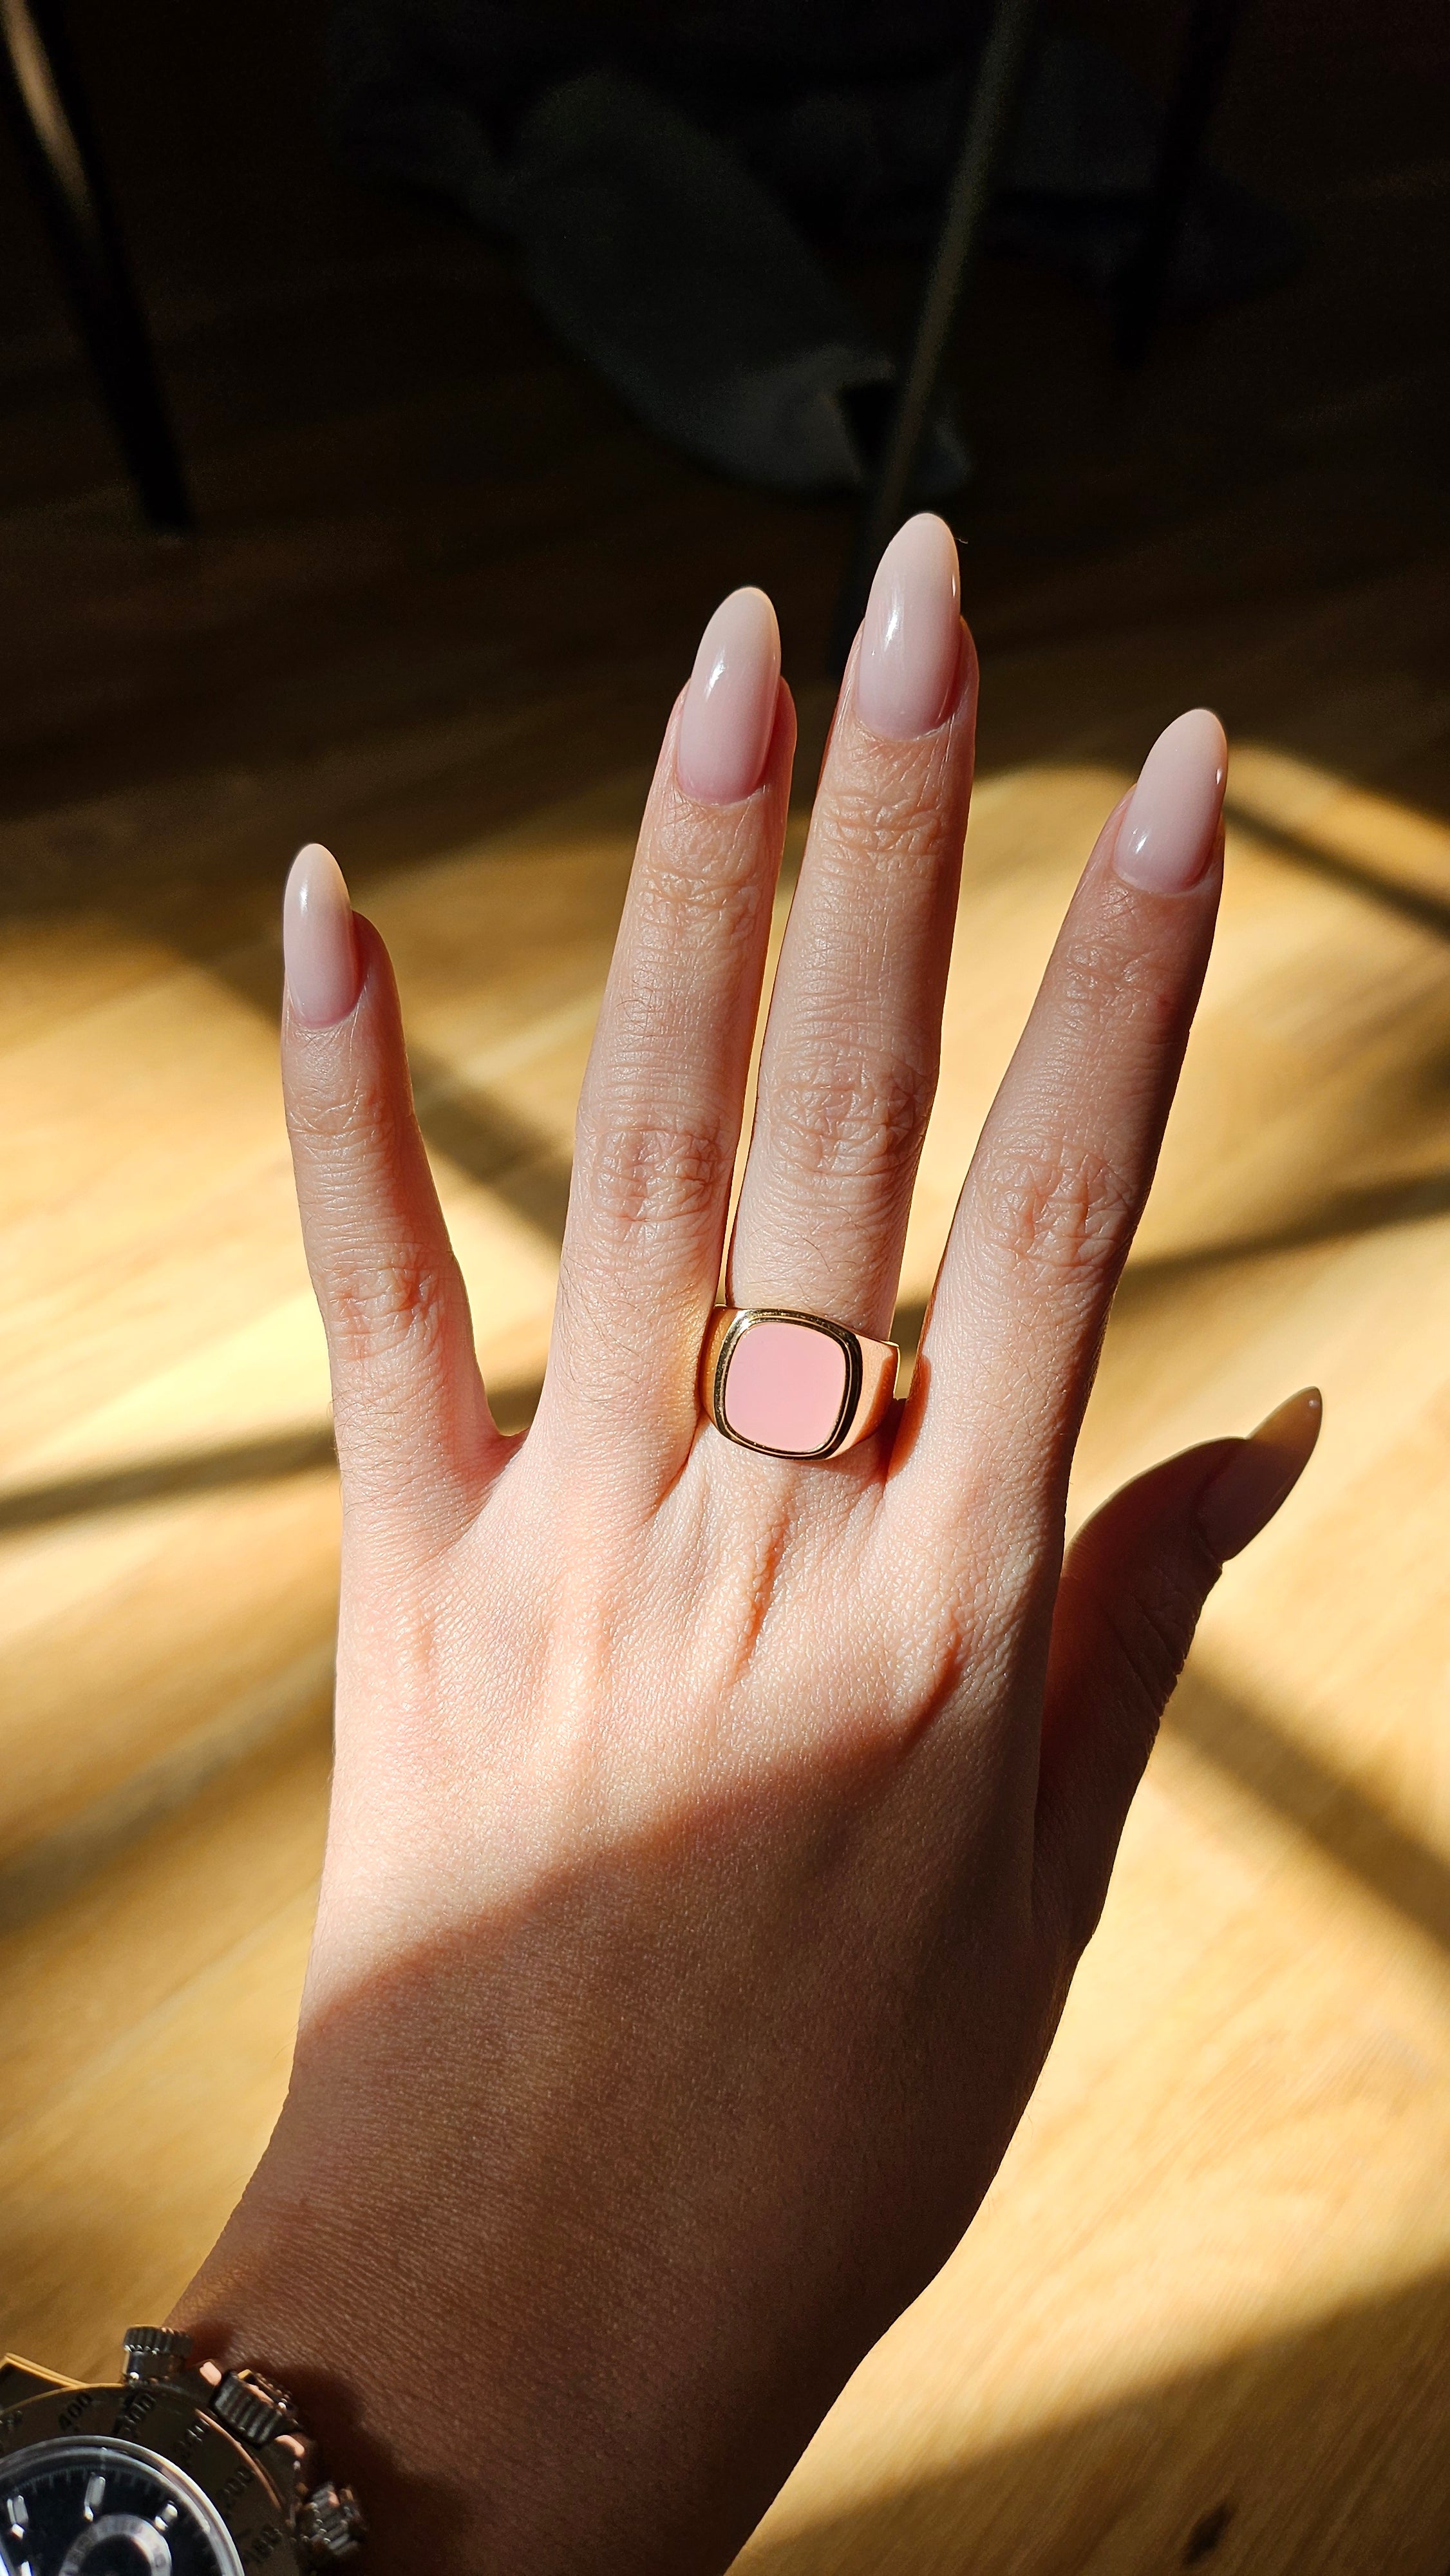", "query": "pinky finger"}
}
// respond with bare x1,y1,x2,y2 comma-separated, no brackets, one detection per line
282,844,499,1540
1033,1388,1323,1955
